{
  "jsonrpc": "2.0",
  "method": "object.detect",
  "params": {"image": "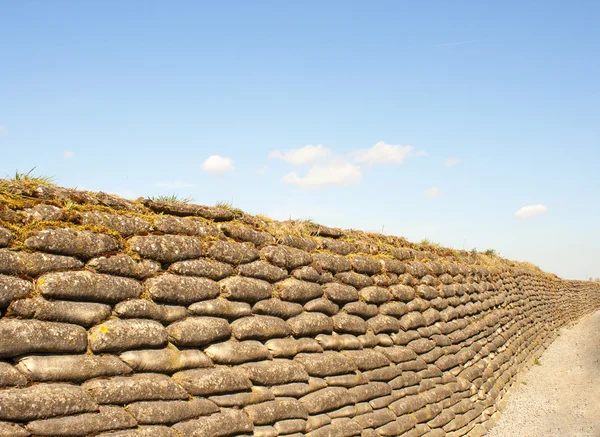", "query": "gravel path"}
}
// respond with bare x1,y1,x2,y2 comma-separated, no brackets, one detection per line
487,310,600,437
